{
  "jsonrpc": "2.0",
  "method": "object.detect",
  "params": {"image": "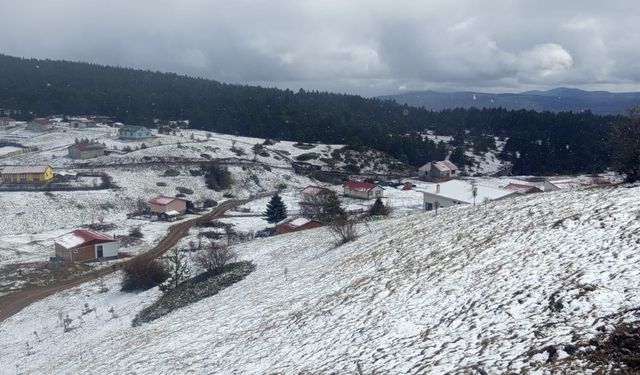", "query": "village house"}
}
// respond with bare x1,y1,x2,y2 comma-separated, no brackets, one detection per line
148,195,187,220
544,178,580,192
422,180,517,212
418,160,458,181
0,146,25,159
69,118,96,128
27,118,53,132
0,165,54,184
502,182,543,195
343,180,384,200
67,143,105,159
0,116,16,129
276,217,323,234
300,185,334,218
54,229,117,262
119,125,153,139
